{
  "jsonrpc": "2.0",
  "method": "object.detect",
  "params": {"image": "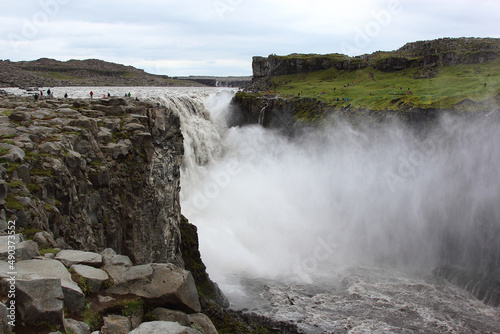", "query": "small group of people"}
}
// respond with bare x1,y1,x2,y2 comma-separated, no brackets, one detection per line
34,88,56,101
